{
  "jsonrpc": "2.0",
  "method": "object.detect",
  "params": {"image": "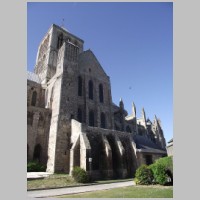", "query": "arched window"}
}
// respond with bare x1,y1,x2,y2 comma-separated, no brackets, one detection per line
57,33,63,49
89,110,94,126
126,126,132,133
33,144,42,162
89,80,93,100
99,84,104,103
77,108,82,123
100,112,106,128
31,91,37,106
78,76,82,96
